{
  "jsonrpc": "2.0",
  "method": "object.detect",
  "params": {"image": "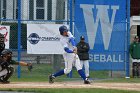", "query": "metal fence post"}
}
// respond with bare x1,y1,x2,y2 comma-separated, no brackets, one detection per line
126,0,130,78
17,0,22,78
67,0,73,78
